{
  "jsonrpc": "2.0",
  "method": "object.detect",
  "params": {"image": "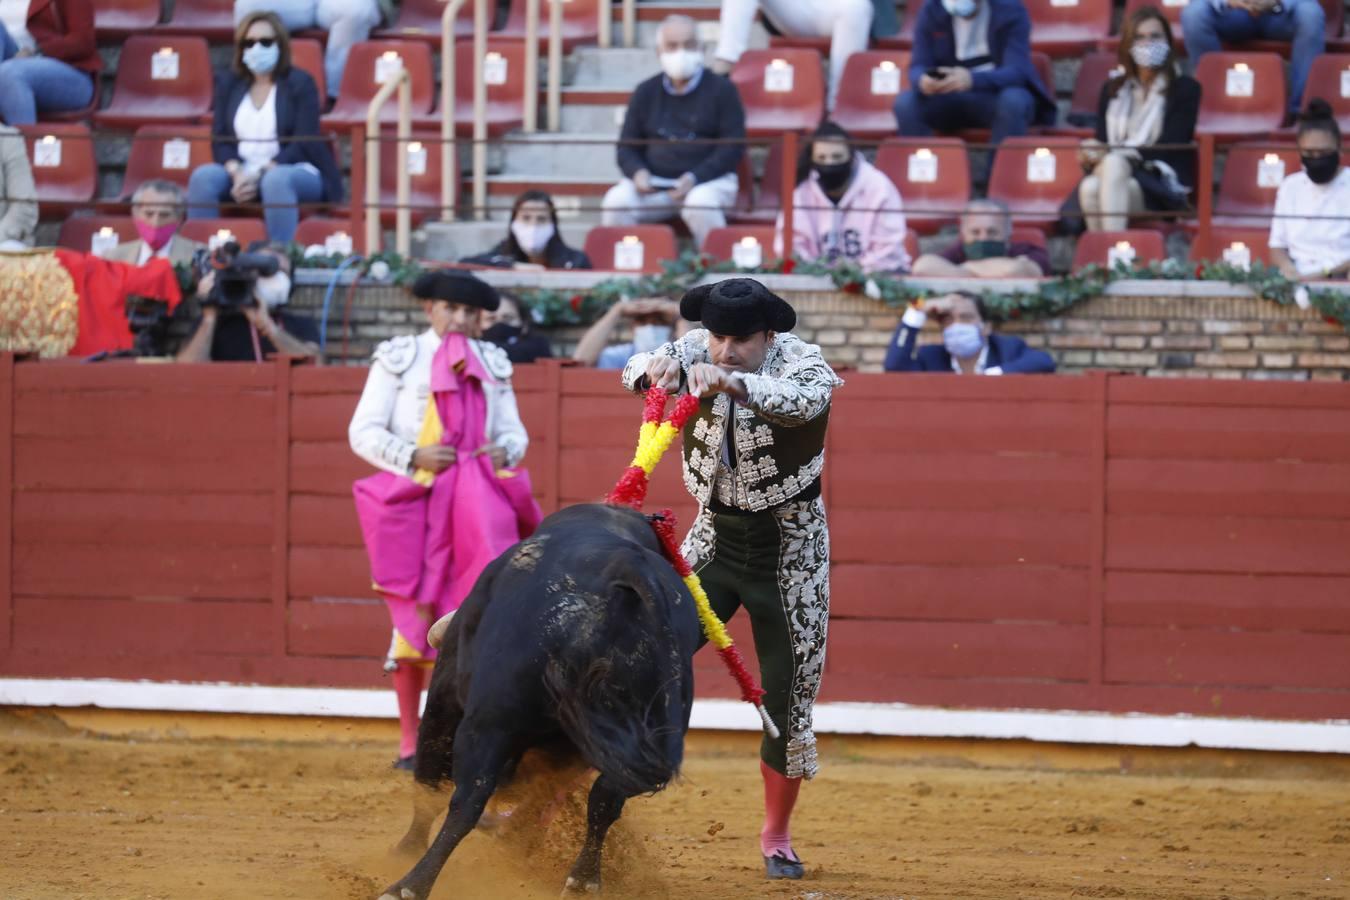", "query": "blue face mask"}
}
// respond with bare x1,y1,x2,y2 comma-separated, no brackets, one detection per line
943,322,985,360
943,0,978,18
242,42,280,76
